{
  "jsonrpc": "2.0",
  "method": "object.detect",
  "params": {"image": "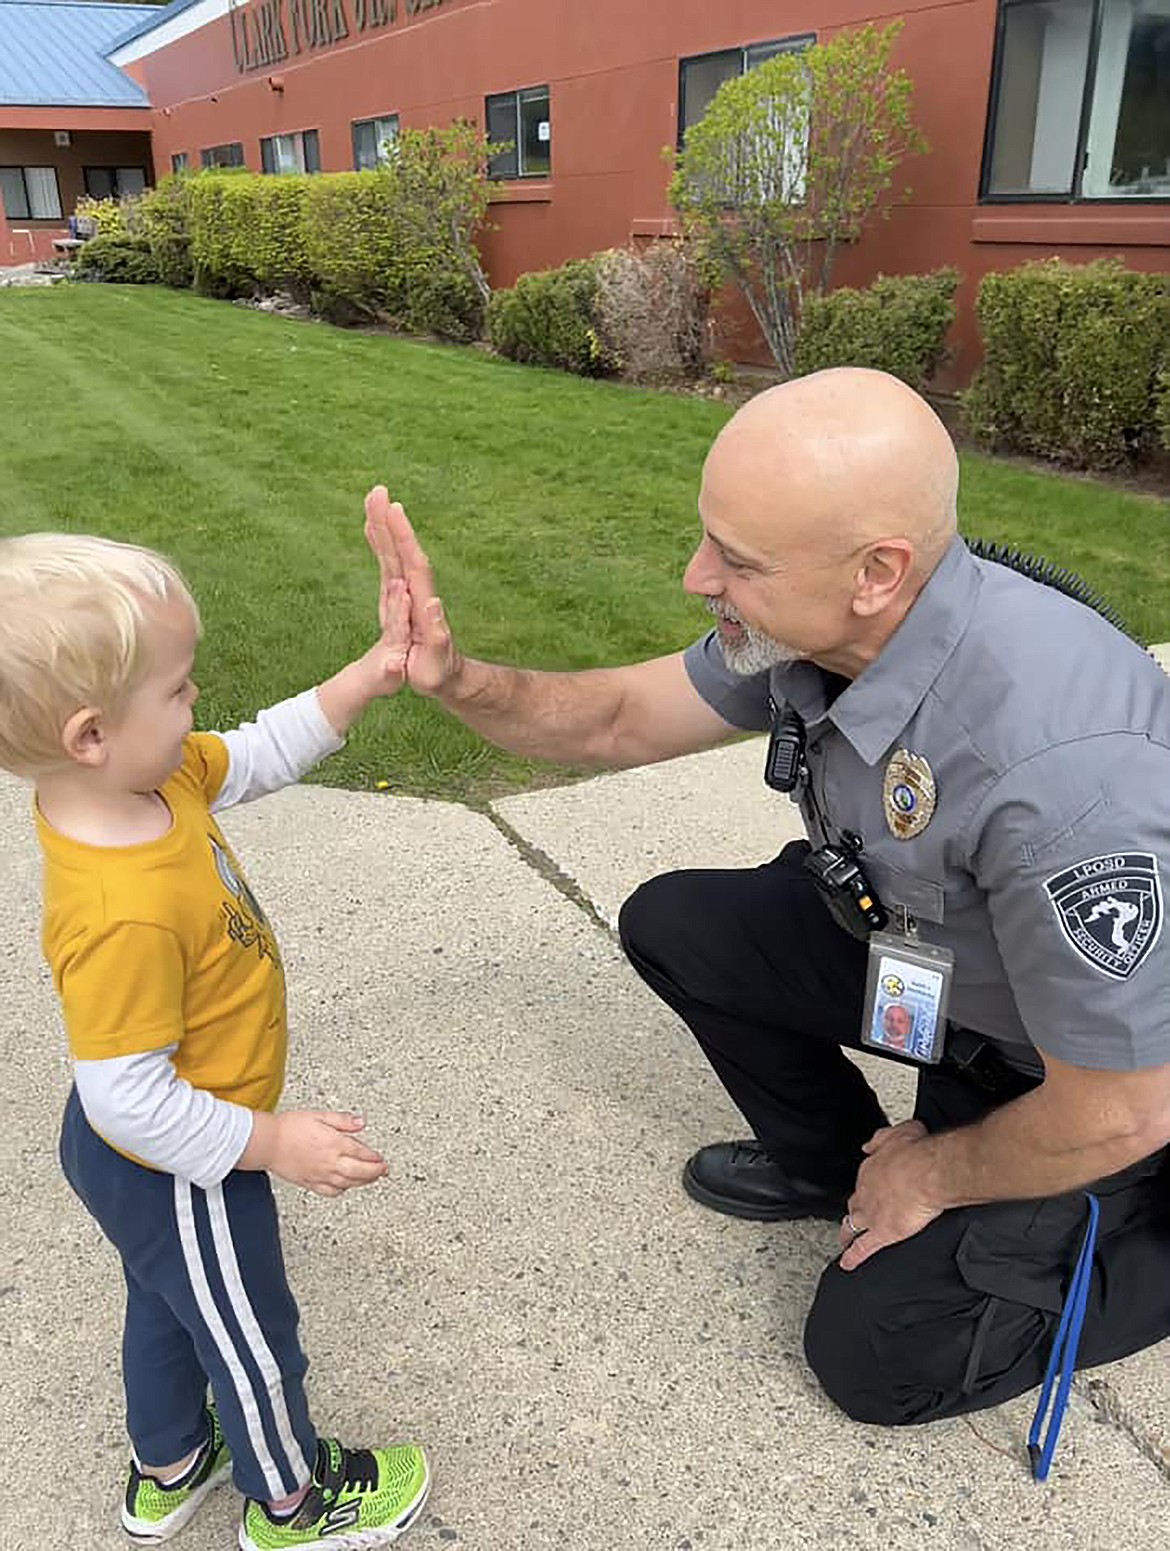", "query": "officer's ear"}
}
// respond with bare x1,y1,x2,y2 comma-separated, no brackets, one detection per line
850,539,914,618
